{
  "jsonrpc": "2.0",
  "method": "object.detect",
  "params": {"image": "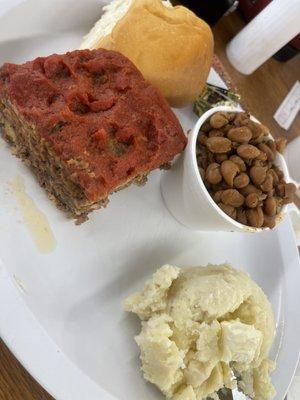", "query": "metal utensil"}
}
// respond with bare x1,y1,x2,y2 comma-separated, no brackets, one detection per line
217,386,250,399
232,388,249,399
218,388,233,400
